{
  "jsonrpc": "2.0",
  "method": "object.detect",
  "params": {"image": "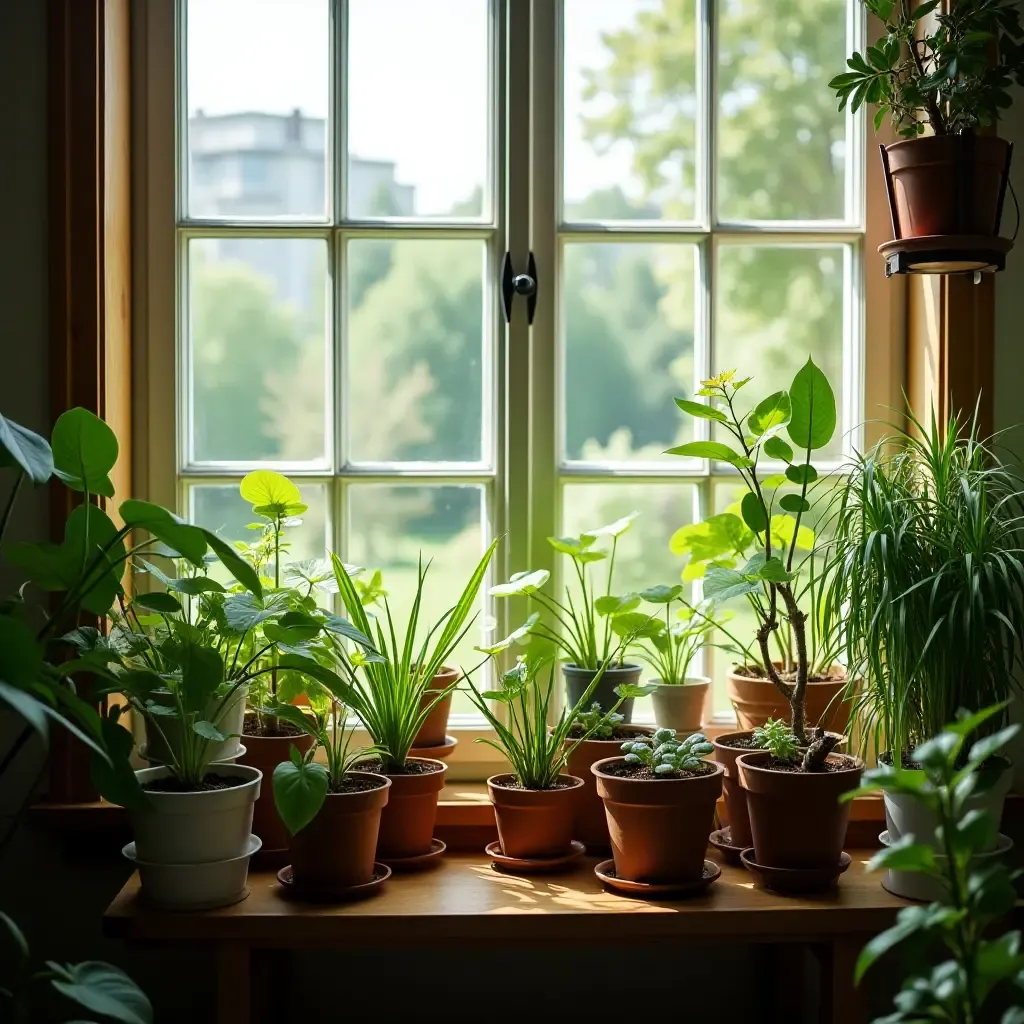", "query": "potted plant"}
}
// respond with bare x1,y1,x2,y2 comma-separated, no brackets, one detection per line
830,0,1024,242
561,703,653,849
592,728,722,884
328,541,497,862
271,695,390,897
669,363,850,739
489,513,646,722
465,648,645,867
612,585,719,734
849,703,1023,1014
824,407,1024,856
